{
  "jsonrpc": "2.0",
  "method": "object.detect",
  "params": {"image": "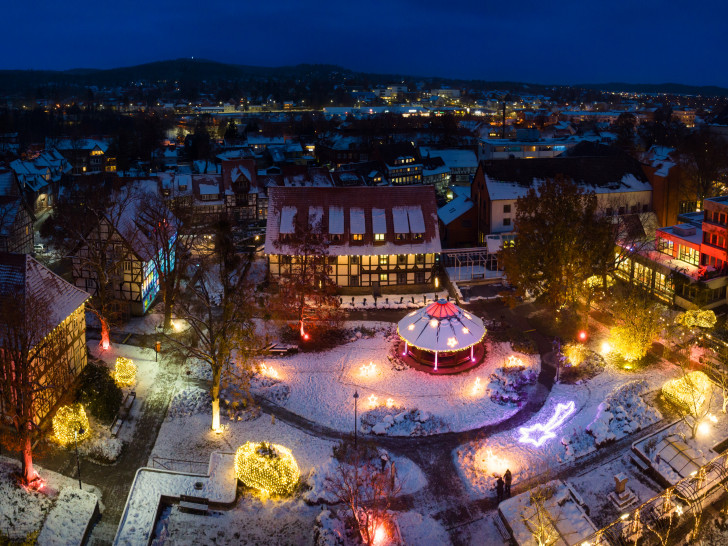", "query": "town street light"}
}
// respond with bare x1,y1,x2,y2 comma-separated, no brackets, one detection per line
353,391,359,450
74,426,85,490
